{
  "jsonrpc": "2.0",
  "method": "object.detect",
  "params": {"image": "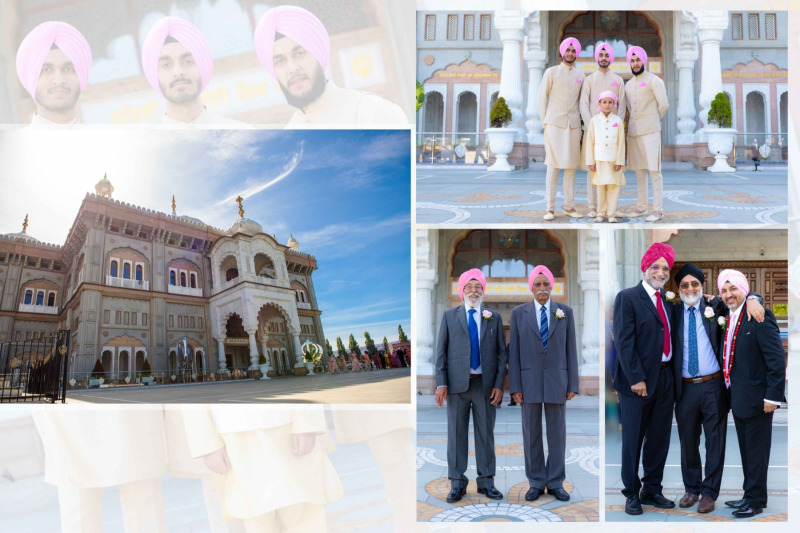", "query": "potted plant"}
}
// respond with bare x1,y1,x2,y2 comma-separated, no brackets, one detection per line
89,359,105,388
486,97,516,171
138,359,155,385
257,353,271,380
704,92,736,173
